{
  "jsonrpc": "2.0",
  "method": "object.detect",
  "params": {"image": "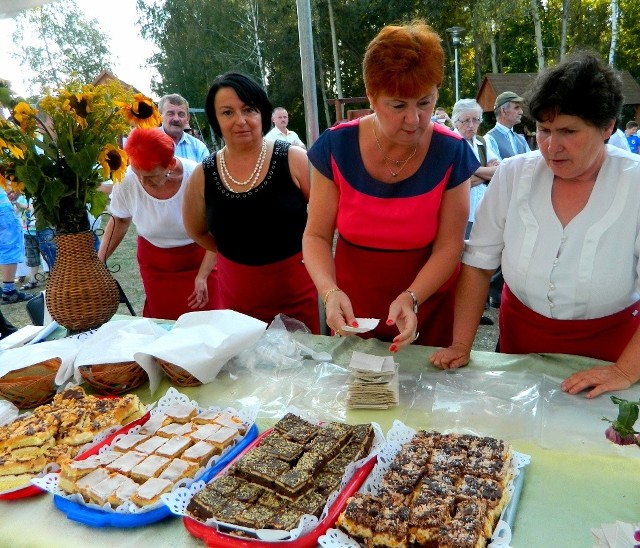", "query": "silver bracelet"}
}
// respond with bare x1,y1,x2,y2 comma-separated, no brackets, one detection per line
404,290,419,314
